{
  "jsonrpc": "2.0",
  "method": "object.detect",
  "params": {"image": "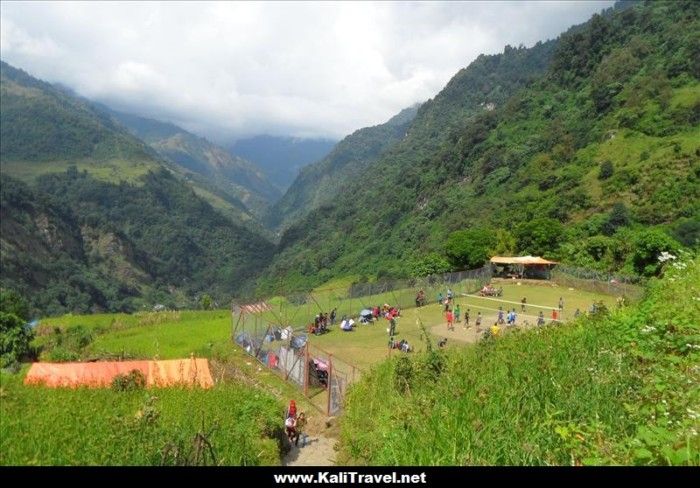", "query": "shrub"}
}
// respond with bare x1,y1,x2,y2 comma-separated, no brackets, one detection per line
598,160,614,180
0,311,33,368
111,369,147,392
